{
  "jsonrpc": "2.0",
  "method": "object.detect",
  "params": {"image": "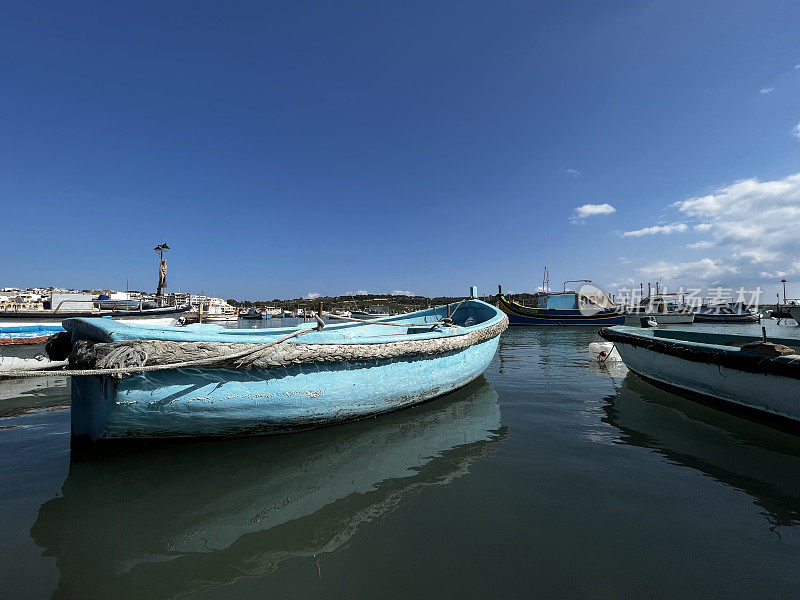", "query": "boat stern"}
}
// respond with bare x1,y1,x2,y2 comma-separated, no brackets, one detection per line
71,375,117,443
